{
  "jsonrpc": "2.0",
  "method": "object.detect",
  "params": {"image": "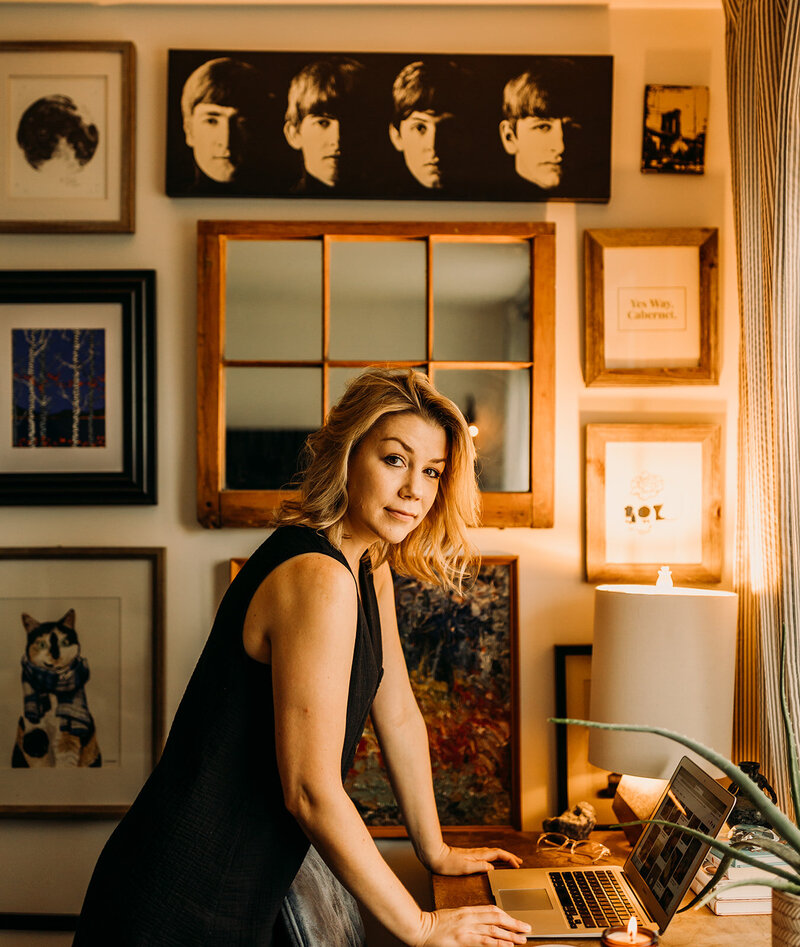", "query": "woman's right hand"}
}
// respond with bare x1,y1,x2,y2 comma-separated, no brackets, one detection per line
414,906,531,946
